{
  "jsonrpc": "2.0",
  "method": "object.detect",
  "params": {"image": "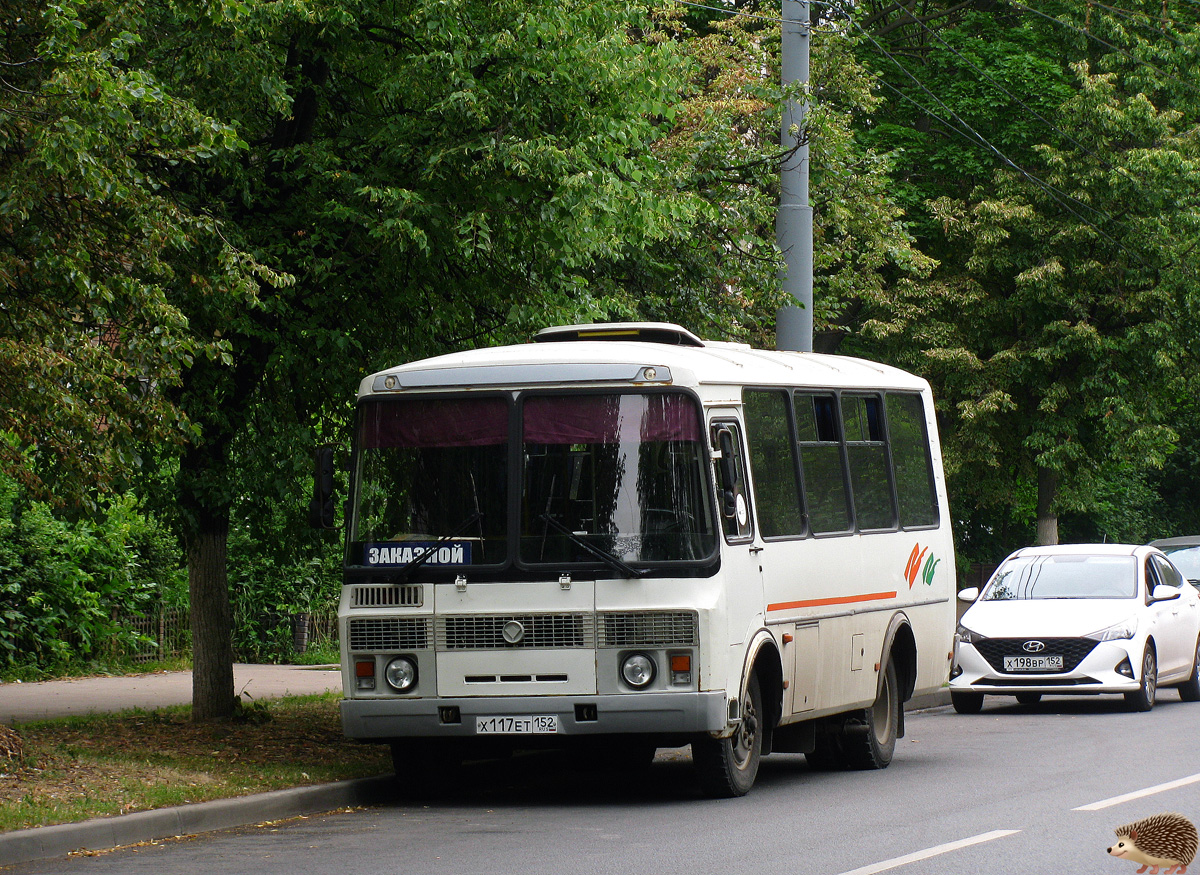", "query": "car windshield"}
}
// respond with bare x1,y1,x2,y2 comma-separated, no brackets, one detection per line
982,554,1138,600
1161,546,1200,582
